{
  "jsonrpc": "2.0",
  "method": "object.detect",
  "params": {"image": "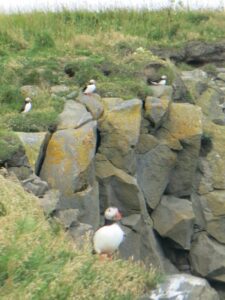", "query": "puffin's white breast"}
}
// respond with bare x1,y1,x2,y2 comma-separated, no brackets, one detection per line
93,223,125,254
23,102,32,113
84,84,96,94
